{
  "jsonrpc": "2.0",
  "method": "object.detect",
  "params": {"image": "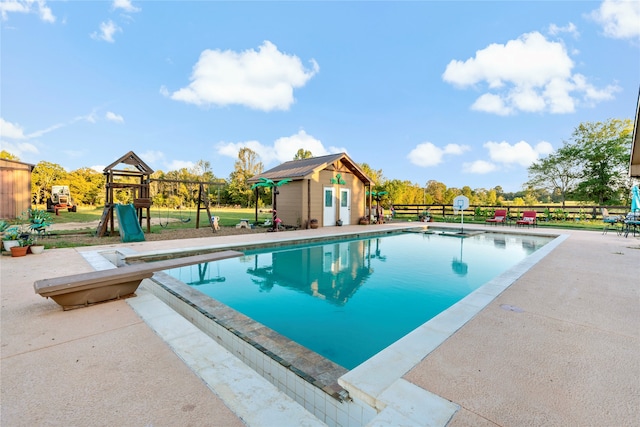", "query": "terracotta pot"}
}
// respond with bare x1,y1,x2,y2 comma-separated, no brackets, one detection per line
10,246,28,257
309,219,319,229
